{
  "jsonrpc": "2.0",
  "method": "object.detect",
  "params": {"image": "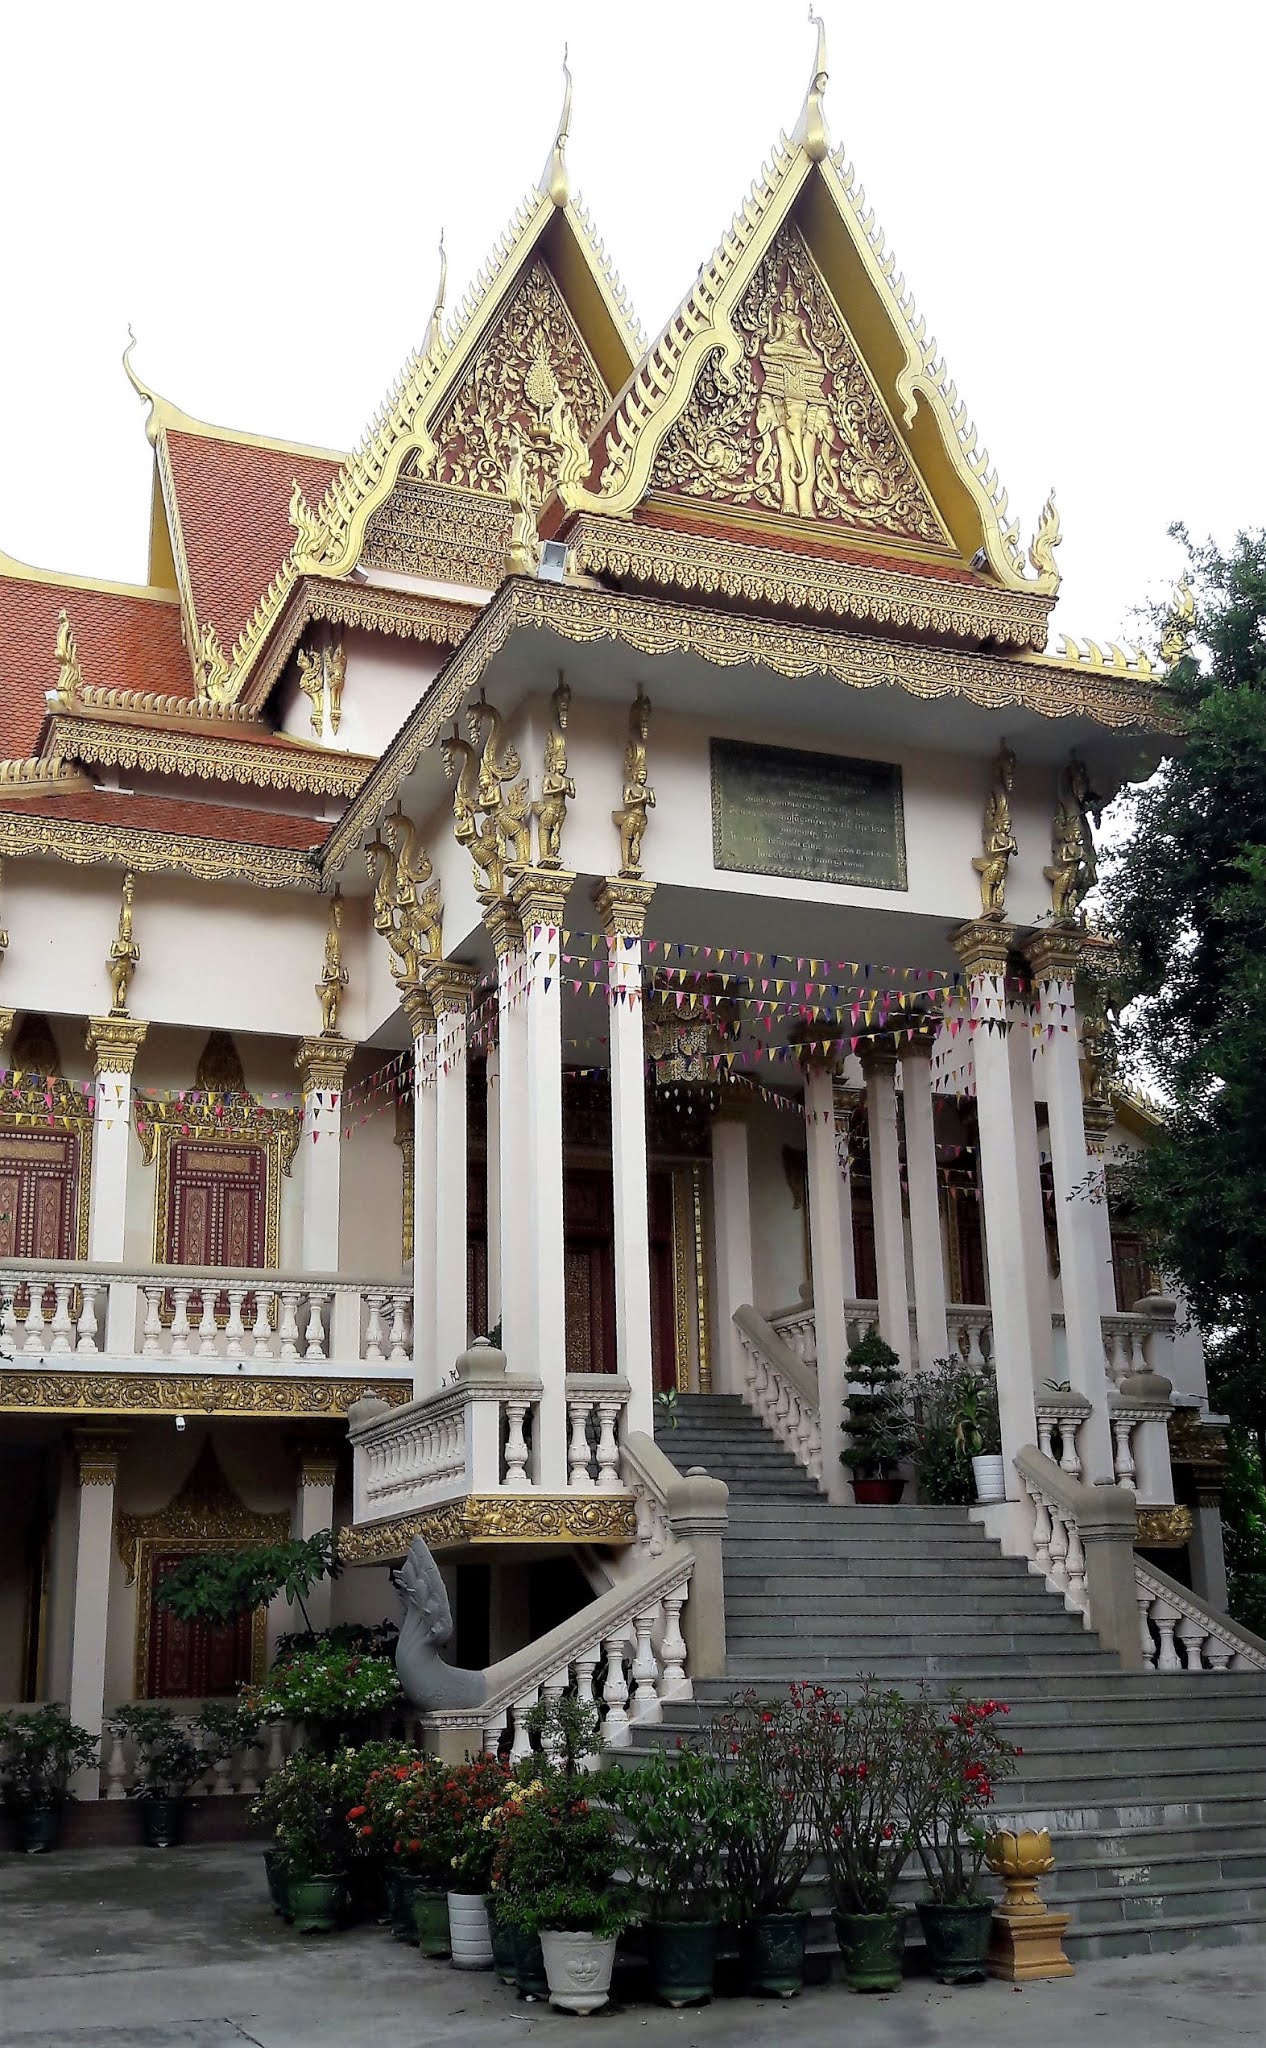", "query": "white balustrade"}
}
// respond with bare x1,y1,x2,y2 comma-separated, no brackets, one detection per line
1136,1567,1266,1674
1020,1468,1090,1620
1035,1398,1093,1477
1101,1313,1152,1387
563,1377,631,1495
90,1707,293,1799
734,1309,823,1484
